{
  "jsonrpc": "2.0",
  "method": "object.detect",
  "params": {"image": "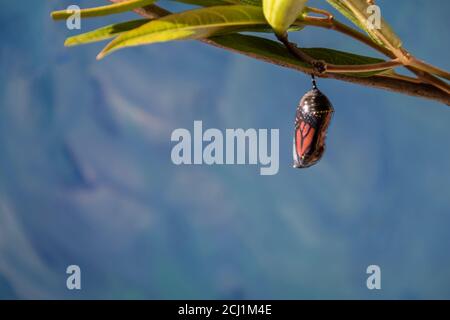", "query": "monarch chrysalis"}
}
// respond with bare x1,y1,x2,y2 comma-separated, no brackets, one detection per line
293,76,334,168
